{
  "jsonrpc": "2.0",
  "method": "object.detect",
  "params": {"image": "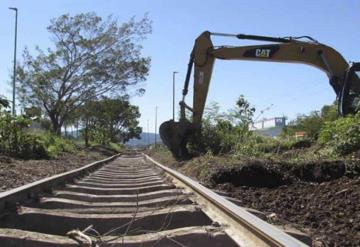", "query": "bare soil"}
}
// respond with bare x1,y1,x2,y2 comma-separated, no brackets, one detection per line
218,177,360,246
148,150,360,246
0,146,117,192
